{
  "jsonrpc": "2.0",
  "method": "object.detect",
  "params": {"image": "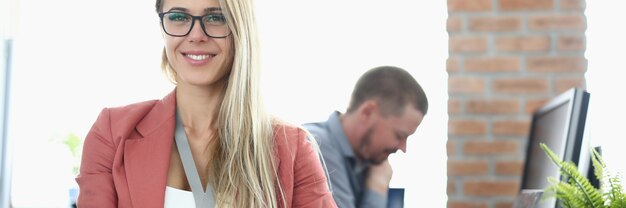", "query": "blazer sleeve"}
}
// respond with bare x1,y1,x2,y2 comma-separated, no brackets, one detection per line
291,129,338,208
75,108,118,207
